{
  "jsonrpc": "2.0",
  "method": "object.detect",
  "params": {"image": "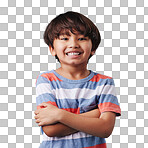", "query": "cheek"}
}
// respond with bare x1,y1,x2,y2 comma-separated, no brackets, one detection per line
85,44,92,53
86,41,92,50
55,43,66,51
